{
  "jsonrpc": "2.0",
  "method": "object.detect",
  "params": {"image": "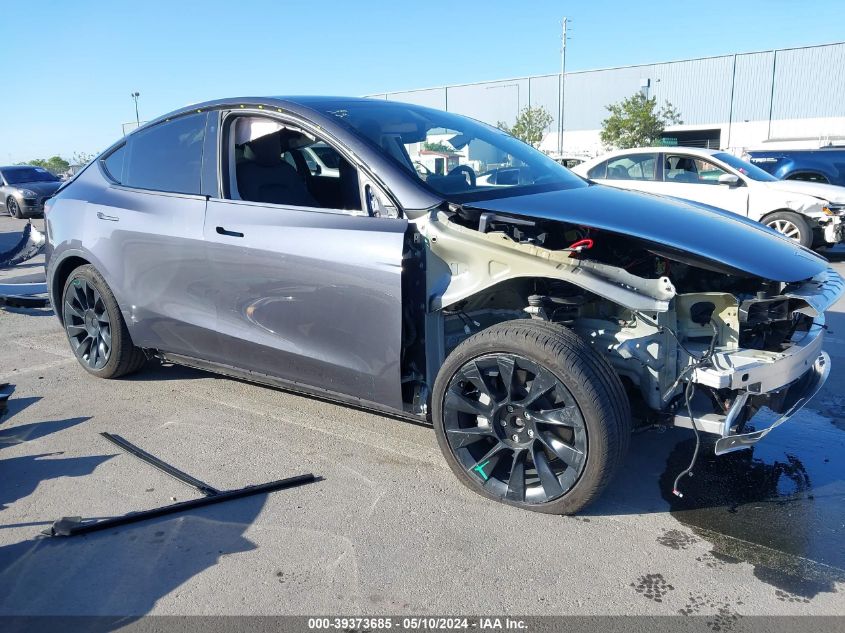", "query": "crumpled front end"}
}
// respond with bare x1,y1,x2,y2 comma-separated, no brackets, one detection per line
417,198,843,456
671,267,843,454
